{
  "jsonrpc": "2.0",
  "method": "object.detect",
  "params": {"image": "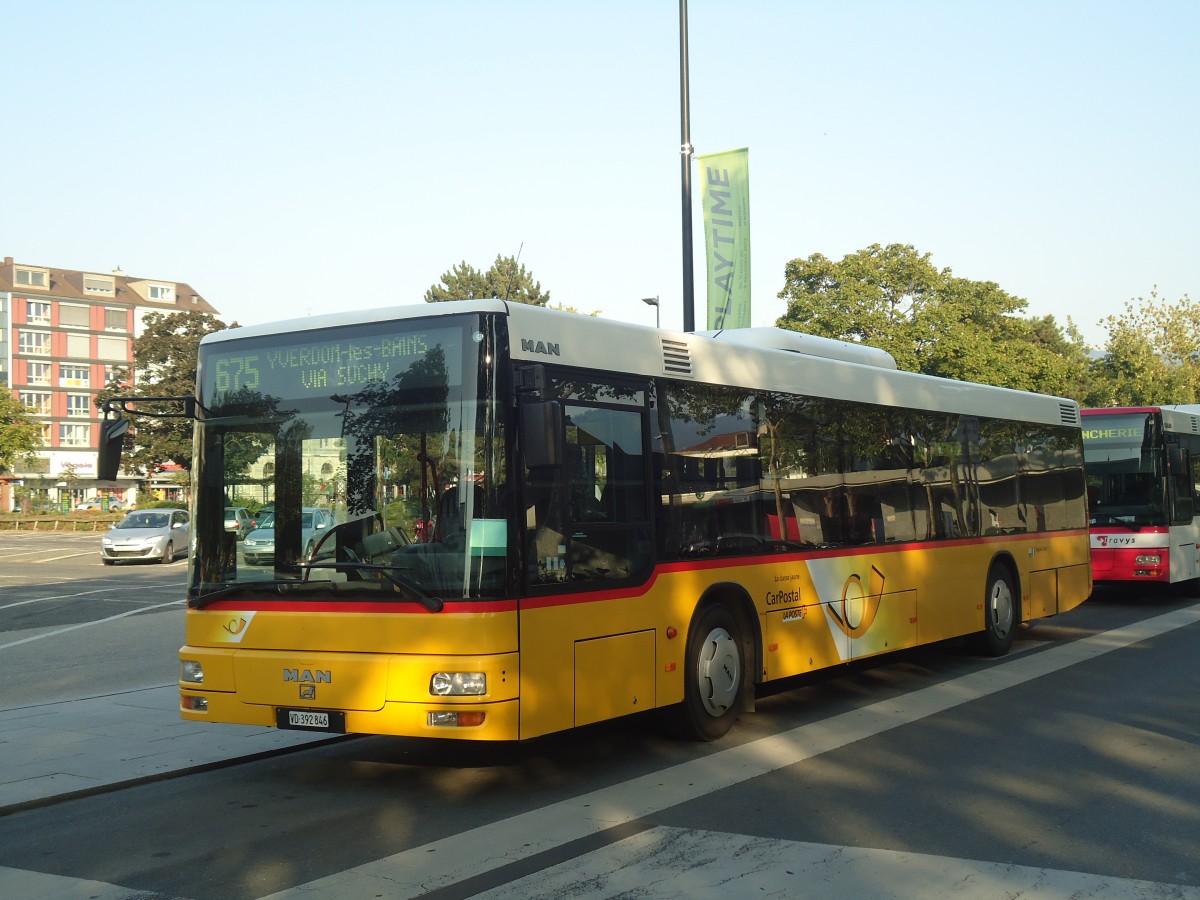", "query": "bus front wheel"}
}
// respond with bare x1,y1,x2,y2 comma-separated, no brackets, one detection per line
677,603,744,741
974,563,1017,656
